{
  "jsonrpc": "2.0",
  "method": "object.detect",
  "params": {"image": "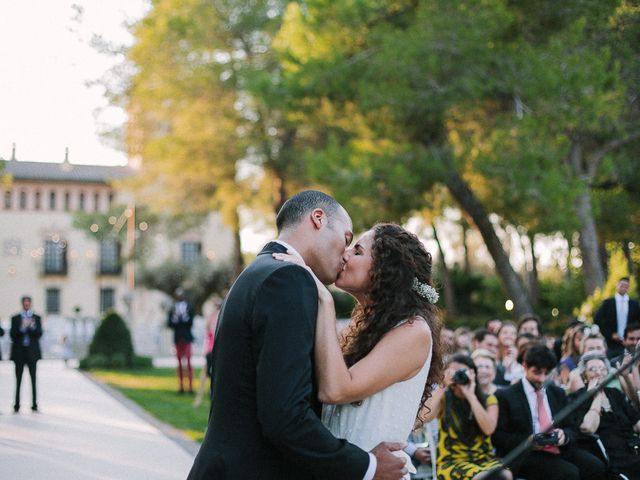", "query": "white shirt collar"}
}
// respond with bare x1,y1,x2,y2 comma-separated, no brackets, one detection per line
615,292,629,302
522,376,538,396
272,240,305,263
